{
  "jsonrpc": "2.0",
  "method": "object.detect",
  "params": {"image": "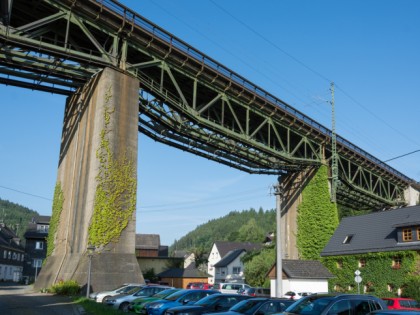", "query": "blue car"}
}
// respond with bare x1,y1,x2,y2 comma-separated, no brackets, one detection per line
147,289,219,315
